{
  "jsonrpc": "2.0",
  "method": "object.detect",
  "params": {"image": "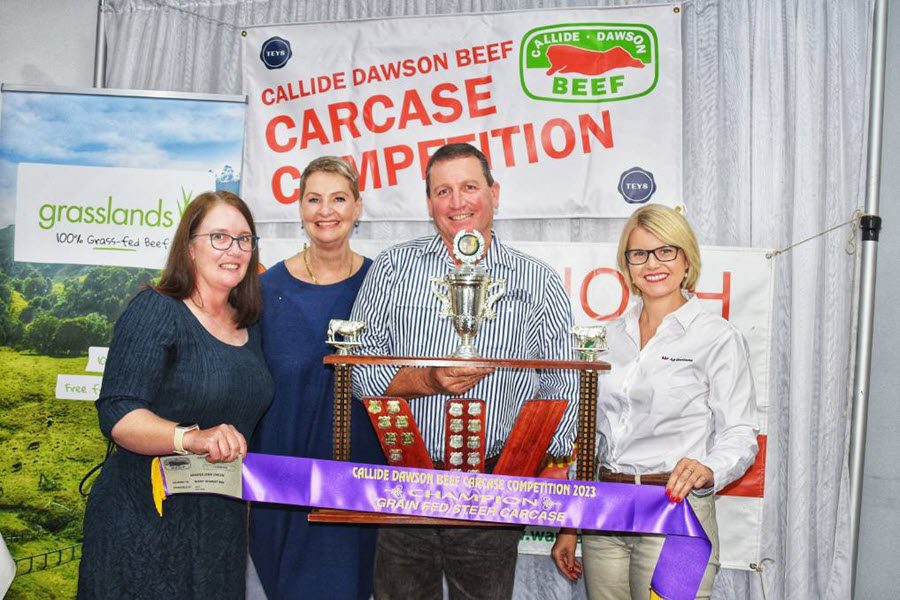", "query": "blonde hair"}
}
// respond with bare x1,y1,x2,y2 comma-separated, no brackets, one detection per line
616,204,701,295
